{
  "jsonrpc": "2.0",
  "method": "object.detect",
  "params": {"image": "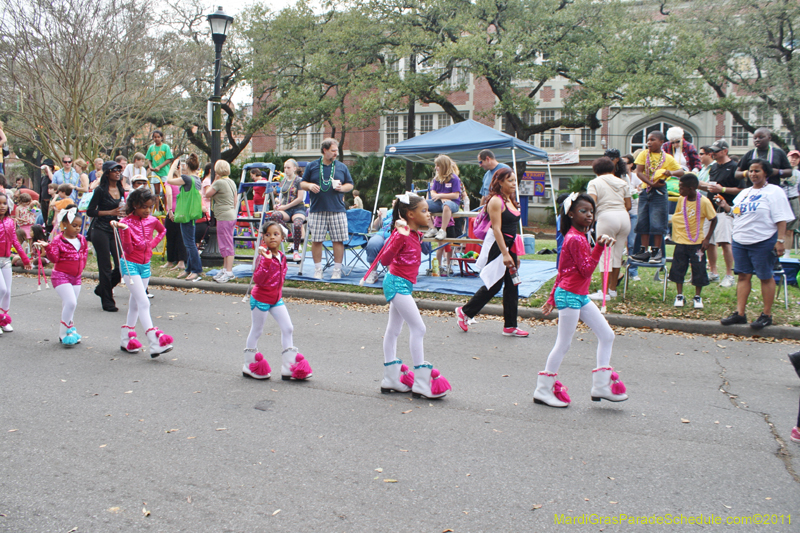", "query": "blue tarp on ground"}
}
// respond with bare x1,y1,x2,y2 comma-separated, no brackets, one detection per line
215,250,557,298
